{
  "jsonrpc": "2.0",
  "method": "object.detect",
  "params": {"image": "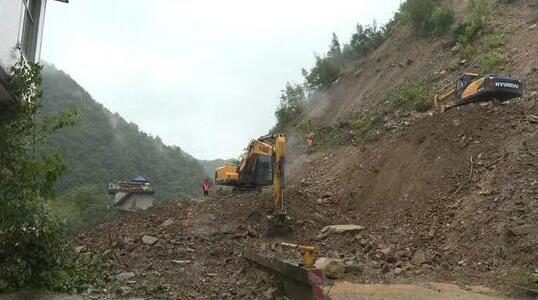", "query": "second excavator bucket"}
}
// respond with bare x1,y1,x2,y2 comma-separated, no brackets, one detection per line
265,212,294,239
